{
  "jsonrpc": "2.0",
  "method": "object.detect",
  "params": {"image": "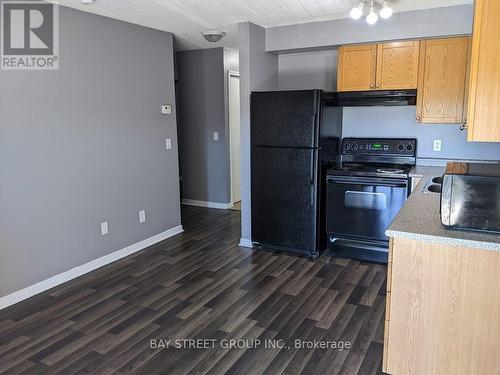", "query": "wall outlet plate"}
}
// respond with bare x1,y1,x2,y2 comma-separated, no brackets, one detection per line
213,132,219,141
161,105,172,115
139,210,146,223
433,139,442,152
166,138,172,150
